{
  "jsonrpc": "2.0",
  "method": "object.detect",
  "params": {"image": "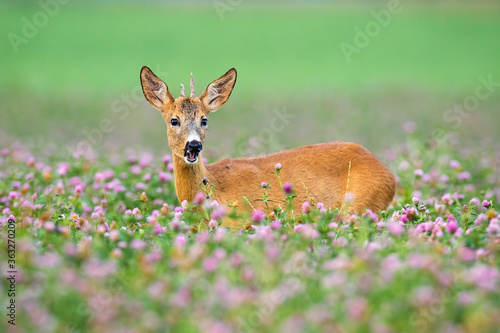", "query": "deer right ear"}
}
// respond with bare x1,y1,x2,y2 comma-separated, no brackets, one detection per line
200,68,237,113
140,66,174,110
